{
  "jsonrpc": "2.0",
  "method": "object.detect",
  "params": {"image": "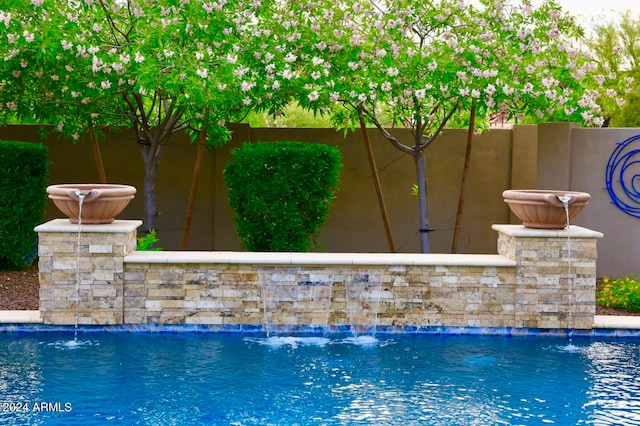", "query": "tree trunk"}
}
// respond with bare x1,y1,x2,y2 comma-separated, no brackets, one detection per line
414,149,431,253
89,130,107,183
181,128,208,249
358,113,395,252
451,103,476,253
142,148,159,232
